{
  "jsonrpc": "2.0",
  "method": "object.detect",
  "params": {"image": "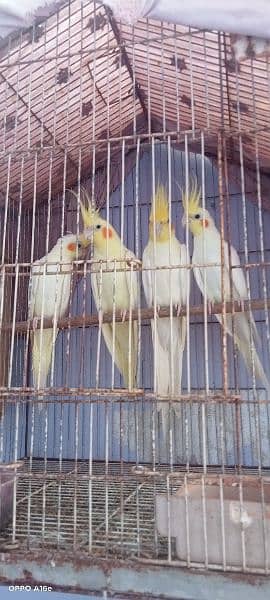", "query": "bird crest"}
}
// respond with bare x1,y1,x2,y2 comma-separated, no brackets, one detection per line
68,187,99,228
150,185,169,223
181,178,201,216
80,200,99,228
